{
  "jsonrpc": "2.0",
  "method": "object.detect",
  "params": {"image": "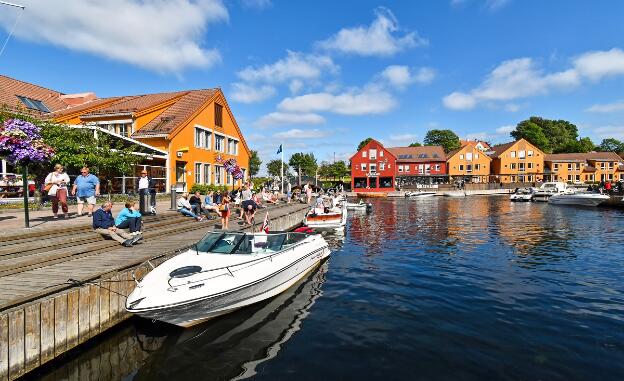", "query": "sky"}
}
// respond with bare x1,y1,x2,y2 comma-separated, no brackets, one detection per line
1,0,624,173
